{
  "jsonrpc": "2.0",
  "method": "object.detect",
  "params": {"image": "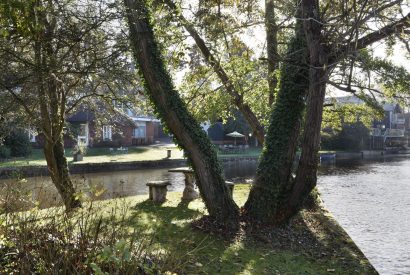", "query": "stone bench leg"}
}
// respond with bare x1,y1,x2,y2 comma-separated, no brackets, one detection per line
182,173,199,201
150,186,167,203
147,181,171,203
226,181,235,197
